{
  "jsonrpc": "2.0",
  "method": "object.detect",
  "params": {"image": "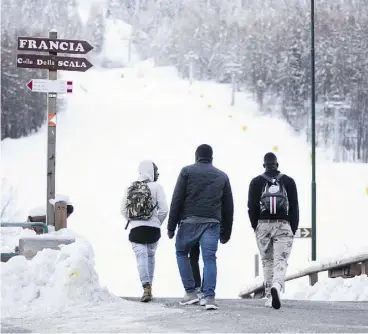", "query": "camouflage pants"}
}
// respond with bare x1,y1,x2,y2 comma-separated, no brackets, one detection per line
256,220,294,298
